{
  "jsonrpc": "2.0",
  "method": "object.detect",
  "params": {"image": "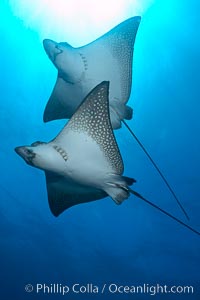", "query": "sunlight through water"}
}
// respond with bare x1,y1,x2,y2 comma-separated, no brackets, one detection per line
9,0,153,45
